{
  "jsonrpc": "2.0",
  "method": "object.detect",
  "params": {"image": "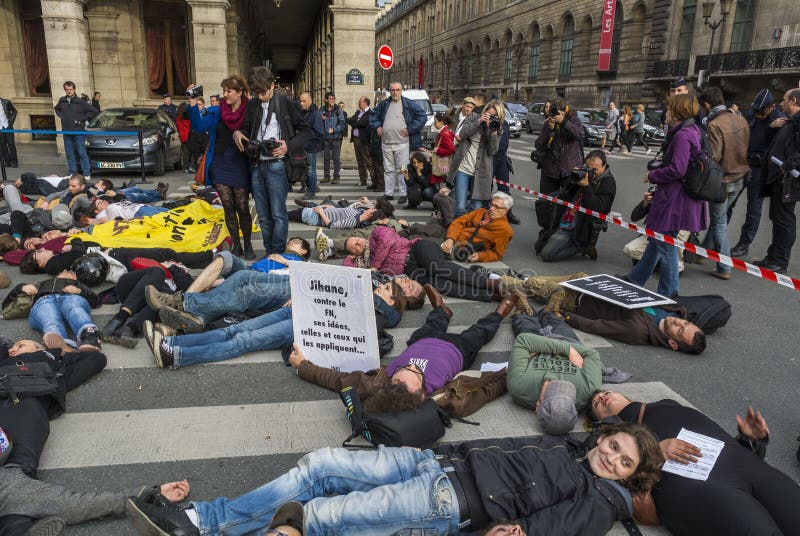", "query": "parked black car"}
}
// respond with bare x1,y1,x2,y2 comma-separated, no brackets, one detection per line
643,110,666,144
576,109,607,147
85,108,181,176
